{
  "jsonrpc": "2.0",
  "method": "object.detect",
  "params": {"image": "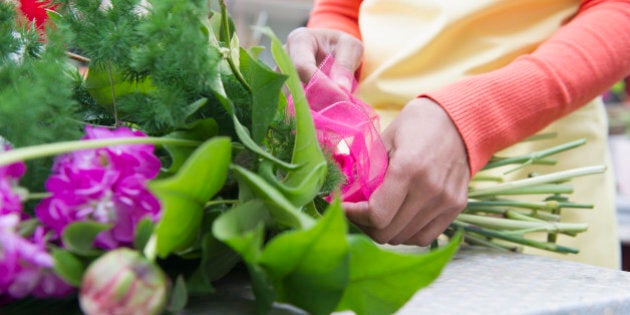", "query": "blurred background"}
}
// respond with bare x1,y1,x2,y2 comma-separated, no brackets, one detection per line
224,0,312,65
